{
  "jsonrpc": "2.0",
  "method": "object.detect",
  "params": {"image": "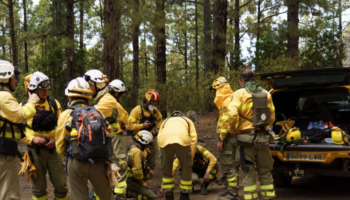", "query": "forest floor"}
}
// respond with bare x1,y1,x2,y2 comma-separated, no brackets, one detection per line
18,112,350,200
